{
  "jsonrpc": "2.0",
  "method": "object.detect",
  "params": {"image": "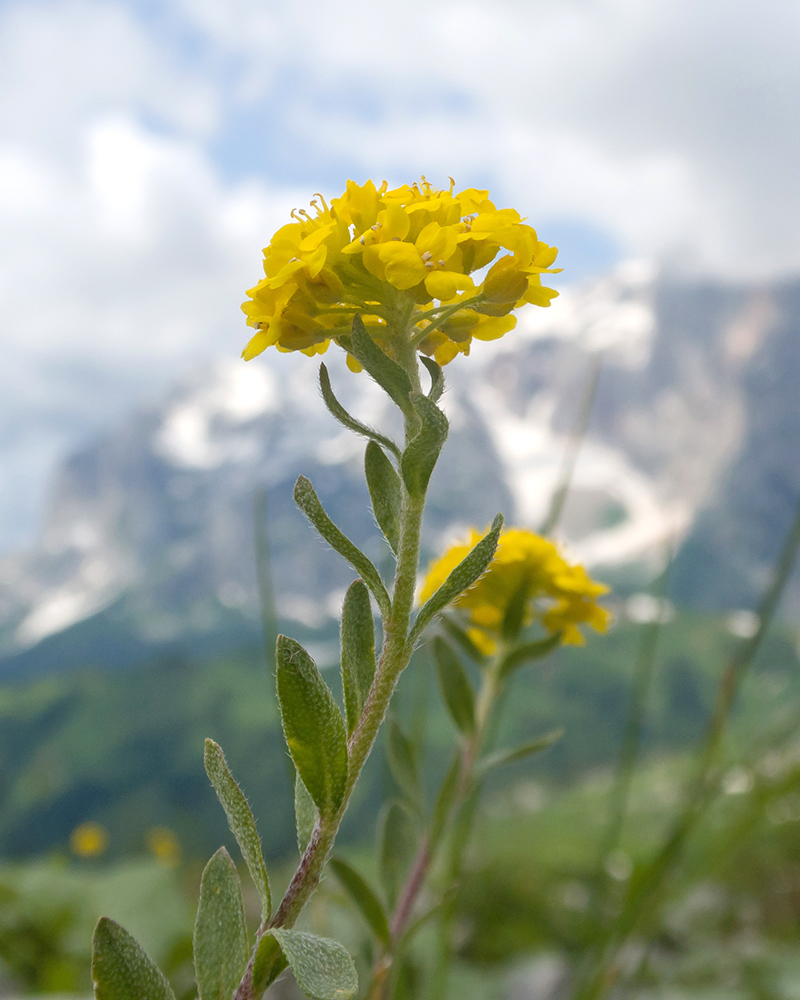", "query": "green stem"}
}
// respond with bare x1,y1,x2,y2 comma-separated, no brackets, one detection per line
409,294,486,346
